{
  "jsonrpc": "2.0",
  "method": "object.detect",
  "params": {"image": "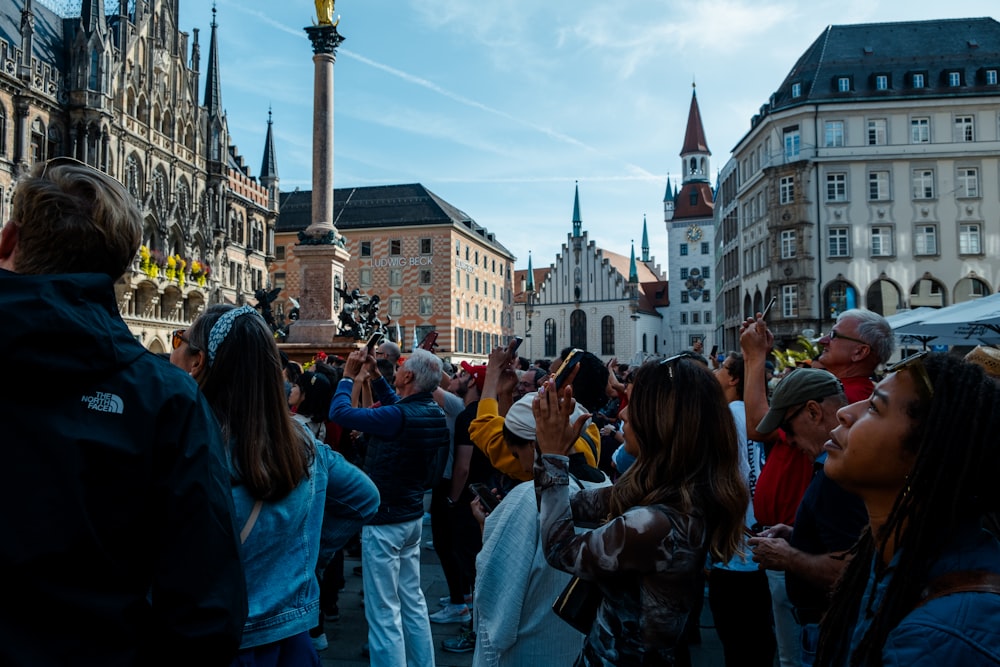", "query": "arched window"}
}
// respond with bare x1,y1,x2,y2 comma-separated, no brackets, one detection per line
0,104,8,156
30,118,45,164
824,279,857,320
954,276,990,303
601,316,615,356
544,319,557,357
866,278,902,316
642,333,648,353
909,276,947,309
570,309,587,350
